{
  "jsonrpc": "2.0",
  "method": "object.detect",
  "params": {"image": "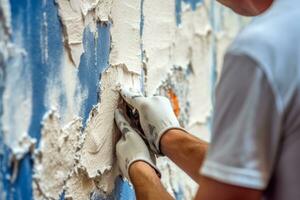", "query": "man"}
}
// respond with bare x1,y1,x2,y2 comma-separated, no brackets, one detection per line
114,0,300,199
